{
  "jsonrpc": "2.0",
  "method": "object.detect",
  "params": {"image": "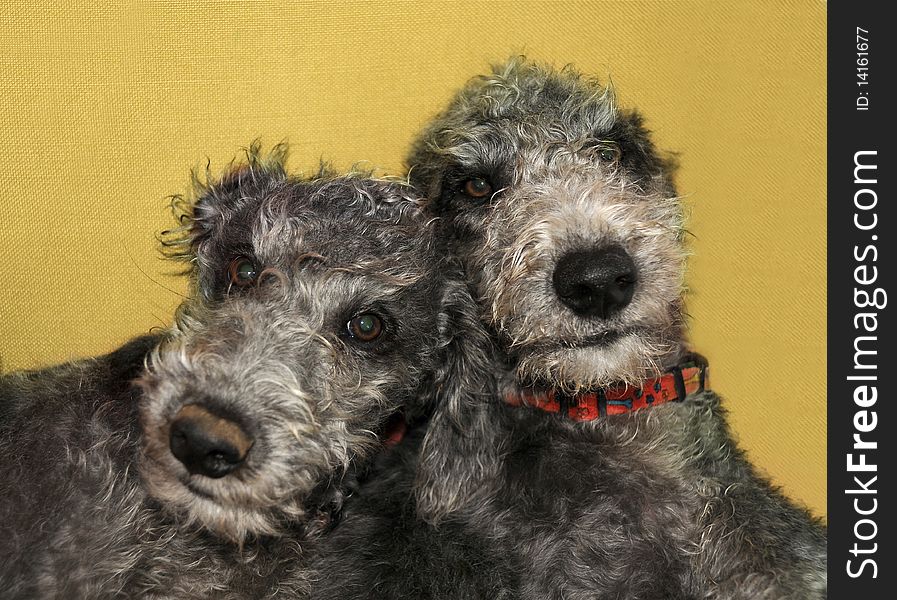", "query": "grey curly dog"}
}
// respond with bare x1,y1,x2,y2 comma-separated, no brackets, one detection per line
311,59,827,600
0,145,469,599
